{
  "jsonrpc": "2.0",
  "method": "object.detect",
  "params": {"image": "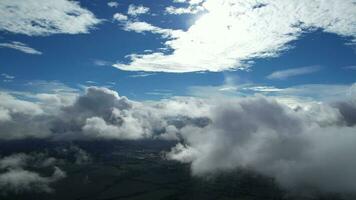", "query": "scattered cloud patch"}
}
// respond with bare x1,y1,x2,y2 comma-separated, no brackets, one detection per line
173,0,204,5
165,5,205,15
107,1,119,8
112,12,183,39
1,73,15,83
121,21,183,39
113,13,128,22
0,153,66,194
1,74,14,80
0,41,42,55
127,4,150,17
0,0,101,36
267,66,321,80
